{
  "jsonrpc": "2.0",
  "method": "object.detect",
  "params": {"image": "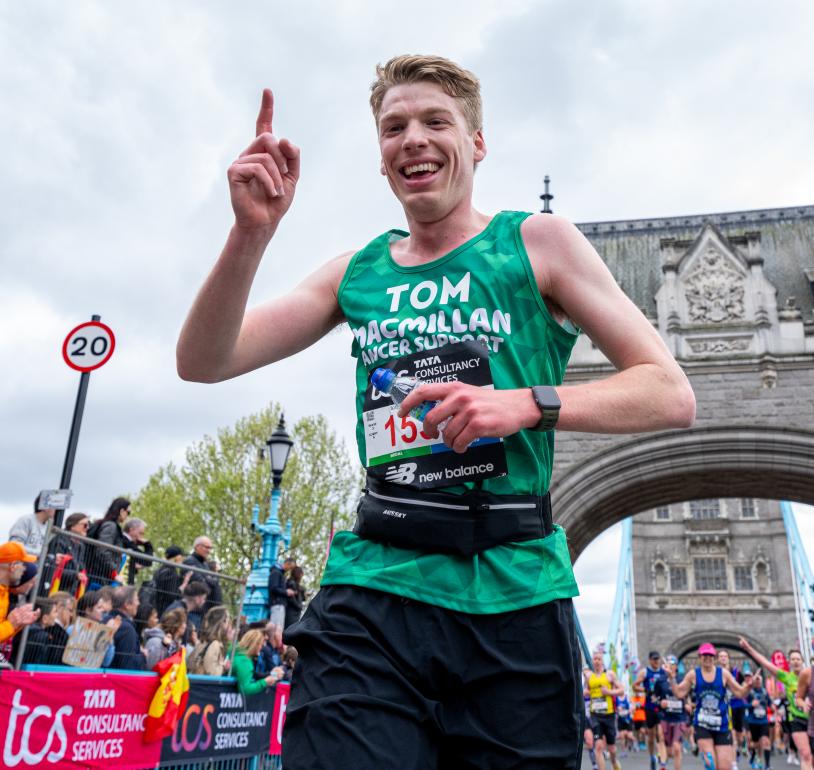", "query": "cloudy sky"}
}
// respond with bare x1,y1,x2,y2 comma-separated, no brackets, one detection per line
2,1,813,643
